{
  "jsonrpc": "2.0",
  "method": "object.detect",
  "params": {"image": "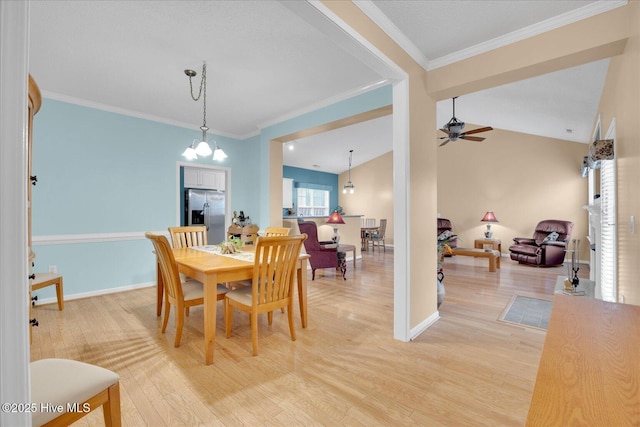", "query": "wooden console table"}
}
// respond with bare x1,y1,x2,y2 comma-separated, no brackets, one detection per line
527,295,640,426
